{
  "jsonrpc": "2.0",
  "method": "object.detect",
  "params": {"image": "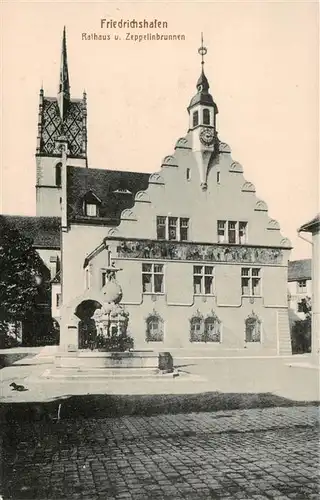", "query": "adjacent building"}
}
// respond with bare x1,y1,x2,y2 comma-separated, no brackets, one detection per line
288,259,312,318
